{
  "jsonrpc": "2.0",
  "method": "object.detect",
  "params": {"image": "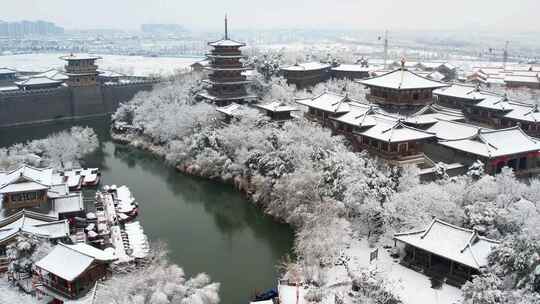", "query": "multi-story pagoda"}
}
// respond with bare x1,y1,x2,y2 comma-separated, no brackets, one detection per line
199,16,256,105
59,54,102,87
